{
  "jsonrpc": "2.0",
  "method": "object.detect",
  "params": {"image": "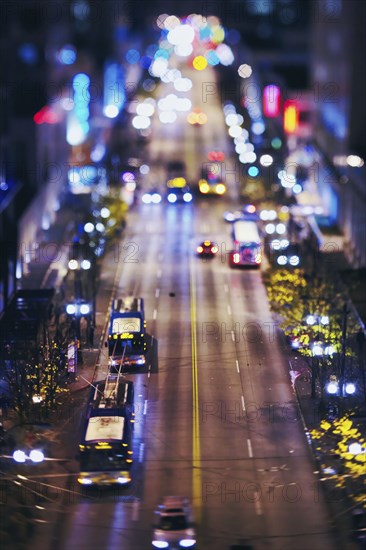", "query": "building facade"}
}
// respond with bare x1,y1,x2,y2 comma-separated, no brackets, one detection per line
312,0,366,267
